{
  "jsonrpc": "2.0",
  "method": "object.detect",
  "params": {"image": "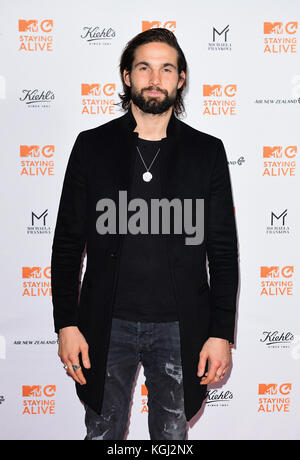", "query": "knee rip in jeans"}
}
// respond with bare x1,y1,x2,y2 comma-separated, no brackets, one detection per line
163,417,186,436
165,362,183,384
91,428,110,440
163,406,184,417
